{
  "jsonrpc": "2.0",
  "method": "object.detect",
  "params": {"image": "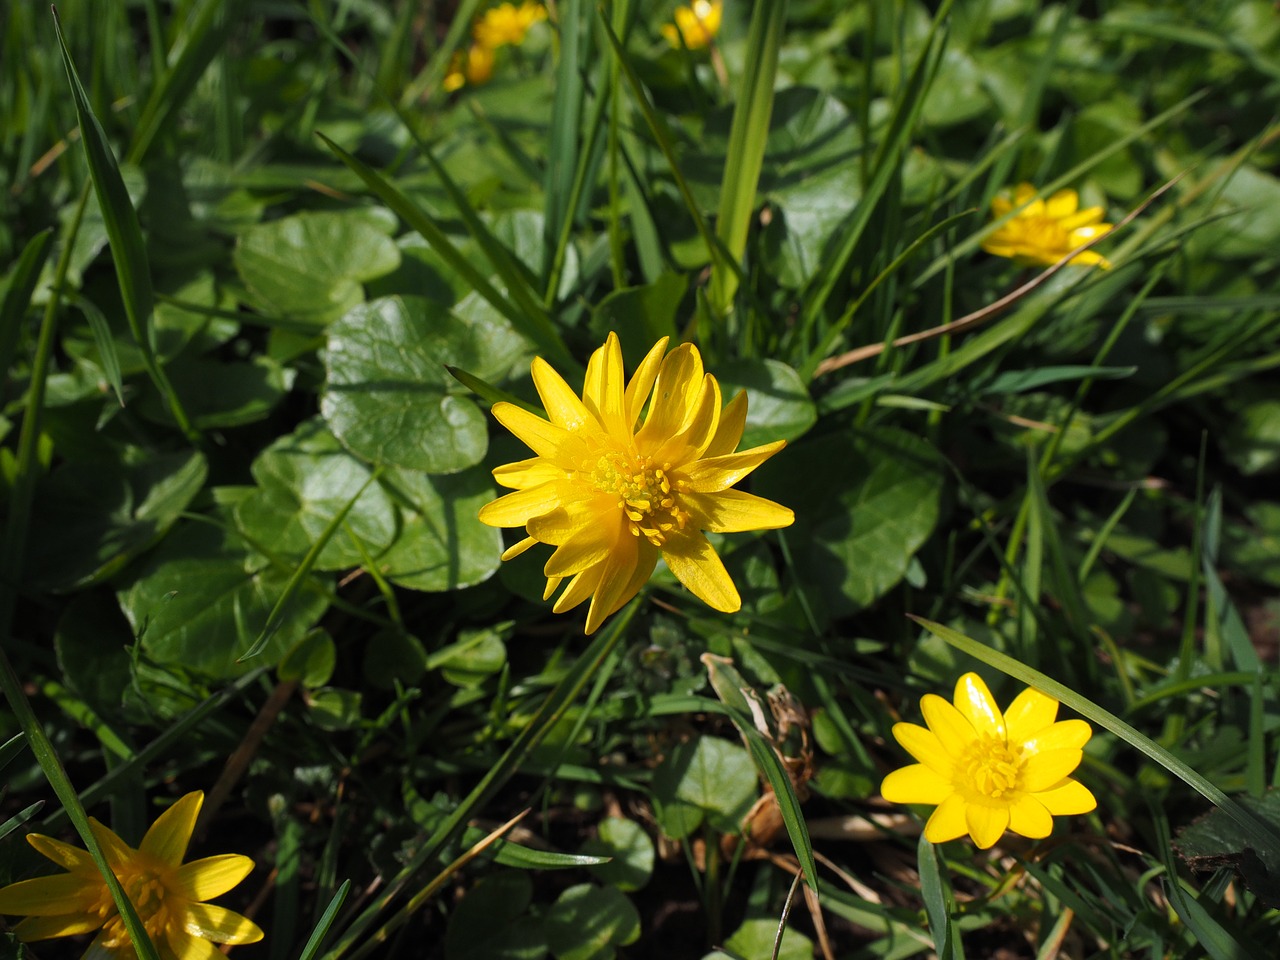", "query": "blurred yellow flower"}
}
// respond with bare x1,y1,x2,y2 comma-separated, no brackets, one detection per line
0,792,263,960
479,333,793,634
982,183,1113,269
881,673,1096,849
662,0,723,50
443,43,496,92
473,1,547,49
